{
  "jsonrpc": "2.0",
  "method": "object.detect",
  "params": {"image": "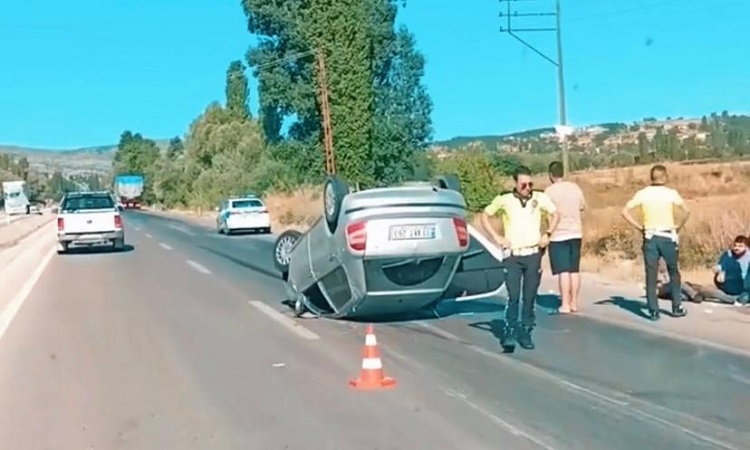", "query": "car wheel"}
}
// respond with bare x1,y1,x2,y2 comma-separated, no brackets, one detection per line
323,175,349,234
57,242,68,255
434,174,461,192
113,238,125,251
273,229,303,273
